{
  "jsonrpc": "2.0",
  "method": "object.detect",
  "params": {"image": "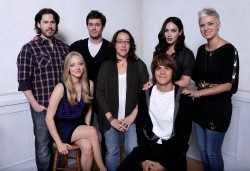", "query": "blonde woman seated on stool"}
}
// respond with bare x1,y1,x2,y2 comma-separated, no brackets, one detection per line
46,52,106,171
